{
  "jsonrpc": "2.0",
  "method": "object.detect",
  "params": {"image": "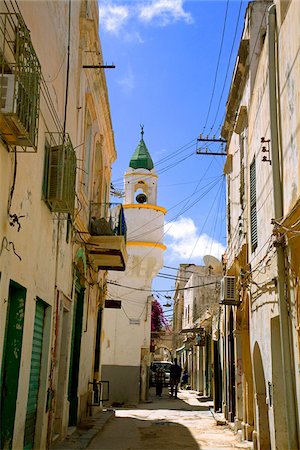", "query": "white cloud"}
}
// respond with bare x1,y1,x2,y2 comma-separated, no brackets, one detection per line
165,216,225,262
99,3,129,34
99,1,193,34
139,0,193,26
